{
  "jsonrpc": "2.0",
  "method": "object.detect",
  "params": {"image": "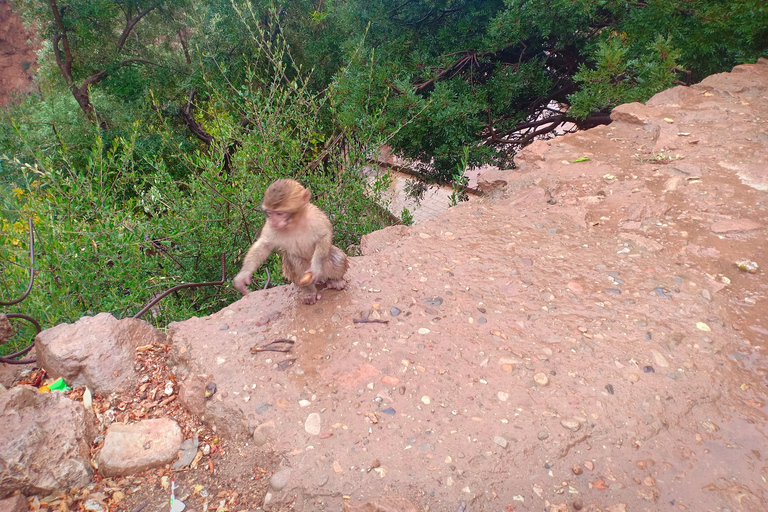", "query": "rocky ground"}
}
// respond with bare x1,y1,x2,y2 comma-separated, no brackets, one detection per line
2,60,767,512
